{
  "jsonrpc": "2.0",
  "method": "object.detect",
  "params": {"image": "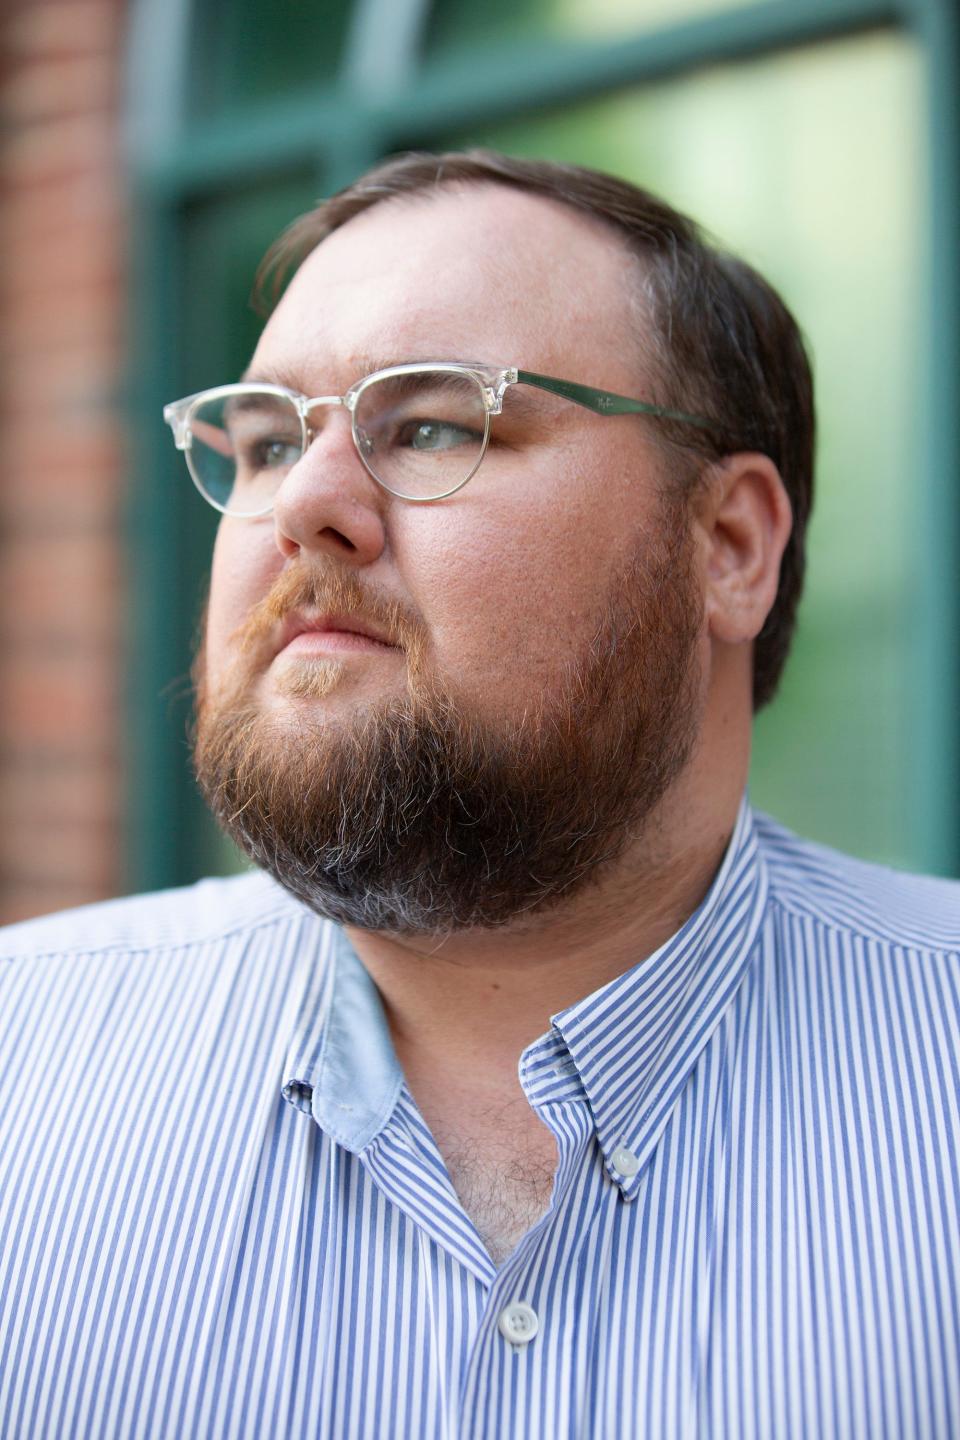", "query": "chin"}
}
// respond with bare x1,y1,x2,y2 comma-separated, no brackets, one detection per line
268,656,349,702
